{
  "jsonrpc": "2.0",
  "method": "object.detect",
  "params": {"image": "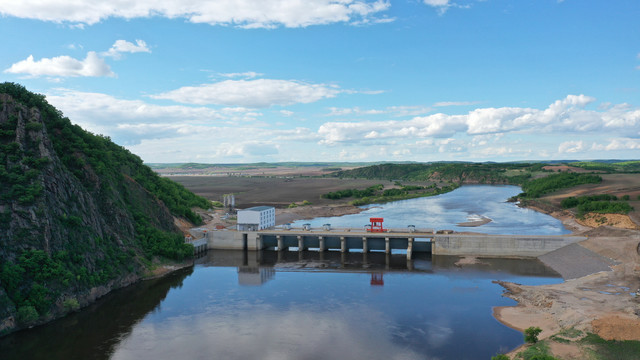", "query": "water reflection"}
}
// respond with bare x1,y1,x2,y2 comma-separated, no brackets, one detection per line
112,305,424,360
0,267,193,360
1,251,561,360
291,185,570,235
